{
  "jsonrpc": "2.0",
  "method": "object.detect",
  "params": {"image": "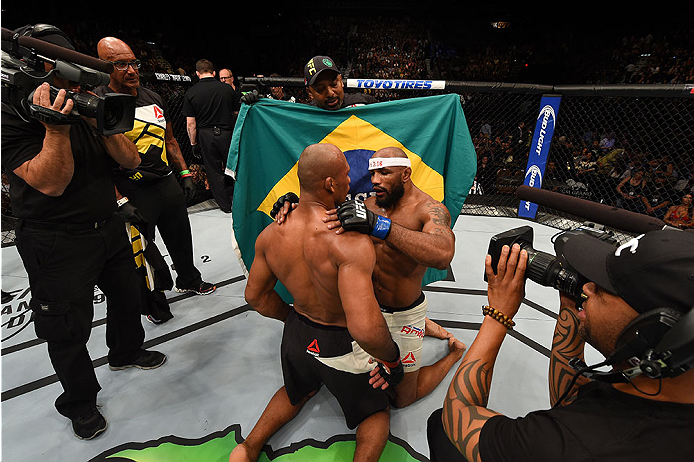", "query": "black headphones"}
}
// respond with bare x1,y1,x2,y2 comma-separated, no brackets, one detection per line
554,306,694,407
607,306,694,380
